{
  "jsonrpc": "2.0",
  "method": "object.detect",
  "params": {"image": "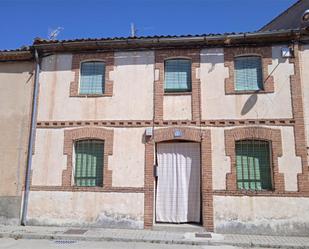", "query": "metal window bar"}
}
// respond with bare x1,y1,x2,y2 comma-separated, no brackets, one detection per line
74,140,104,187
234,56,263,91
79,61,105,94
235,140,272,191
164,59,192,92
